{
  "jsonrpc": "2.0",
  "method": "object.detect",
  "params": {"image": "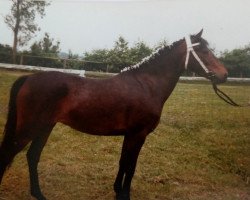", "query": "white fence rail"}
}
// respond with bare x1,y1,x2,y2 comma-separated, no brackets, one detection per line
0,63,85,77
179,76,250,82
1,63,250,83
